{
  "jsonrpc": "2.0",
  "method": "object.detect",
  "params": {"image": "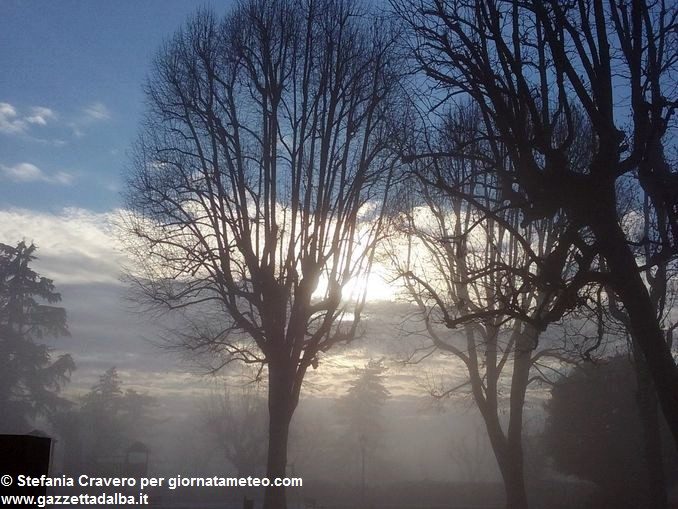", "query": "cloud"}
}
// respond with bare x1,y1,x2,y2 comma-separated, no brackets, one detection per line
68,101,112,137
0,207,124,285
25,106,57,126
0,207,189,396
0,102,27,134
70,125,85,138
0,100,111,140
0,102,58,135
0,162,74,185
83,101,111,121
0,207,442,404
